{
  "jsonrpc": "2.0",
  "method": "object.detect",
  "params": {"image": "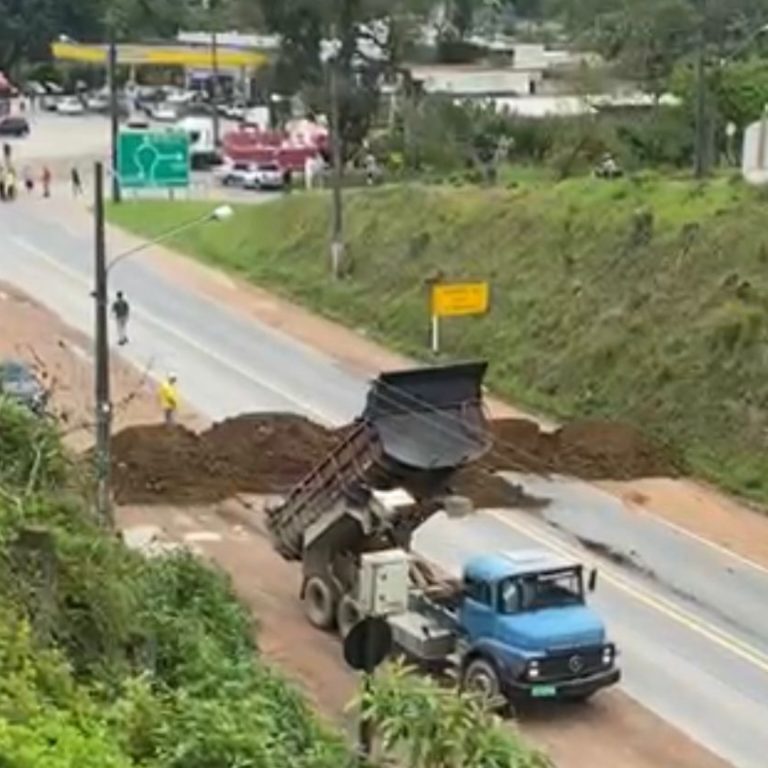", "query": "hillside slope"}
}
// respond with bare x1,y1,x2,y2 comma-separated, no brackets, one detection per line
109,176,768,503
